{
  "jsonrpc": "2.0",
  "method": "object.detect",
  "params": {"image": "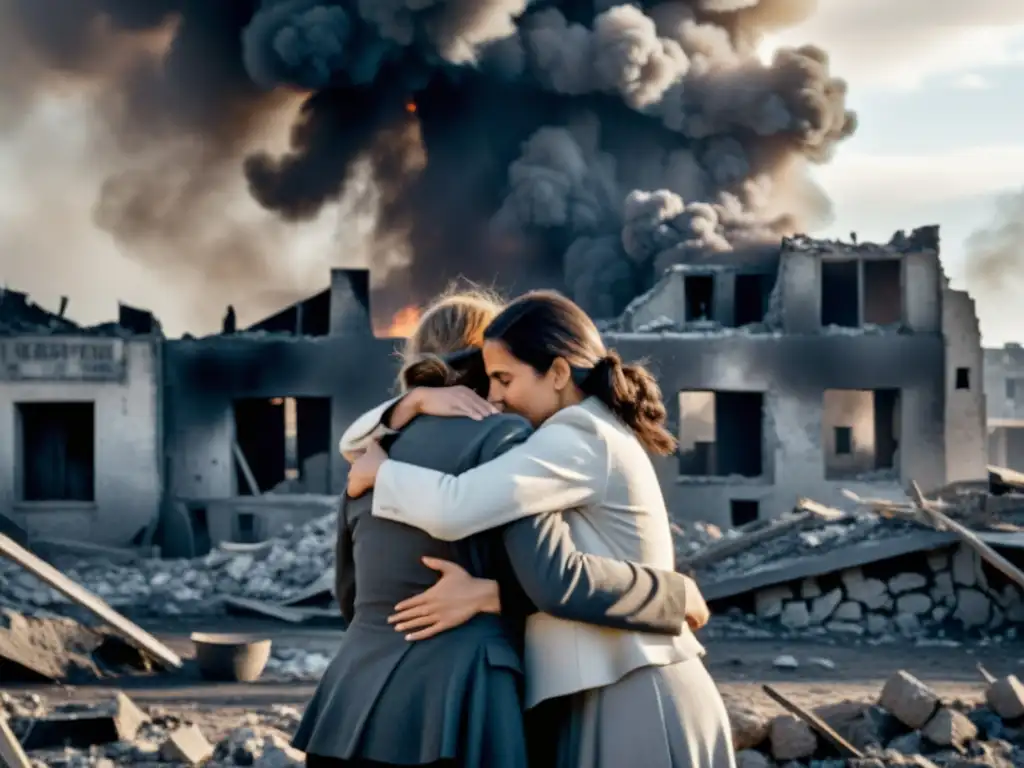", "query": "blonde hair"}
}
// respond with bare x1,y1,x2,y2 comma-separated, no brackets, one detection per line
398,286,504,394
